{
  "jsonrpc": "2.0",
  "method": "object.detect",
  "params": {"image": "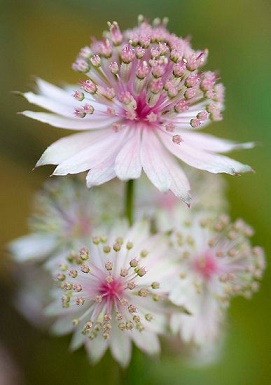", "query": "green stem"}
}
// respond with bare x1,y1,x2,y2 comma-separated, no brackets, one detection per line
125,179,134,226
